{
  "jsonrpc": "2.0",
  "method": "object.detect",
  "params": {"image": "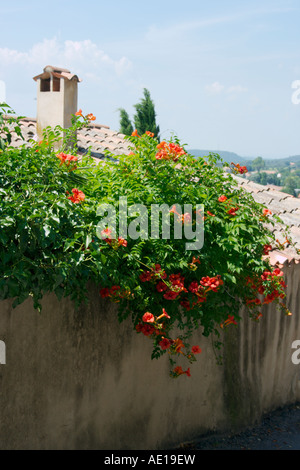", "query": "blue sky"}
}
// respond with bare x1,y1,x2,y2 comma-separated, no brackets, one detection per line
0,0,300,158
